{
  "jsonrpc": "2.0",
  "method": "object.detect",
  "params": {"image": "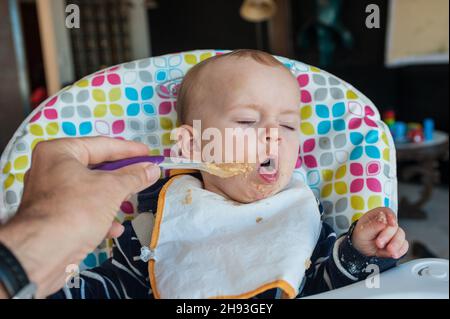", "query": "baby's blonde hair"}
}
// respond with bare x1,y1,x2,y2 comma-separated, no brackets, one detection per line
176,49,288,125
